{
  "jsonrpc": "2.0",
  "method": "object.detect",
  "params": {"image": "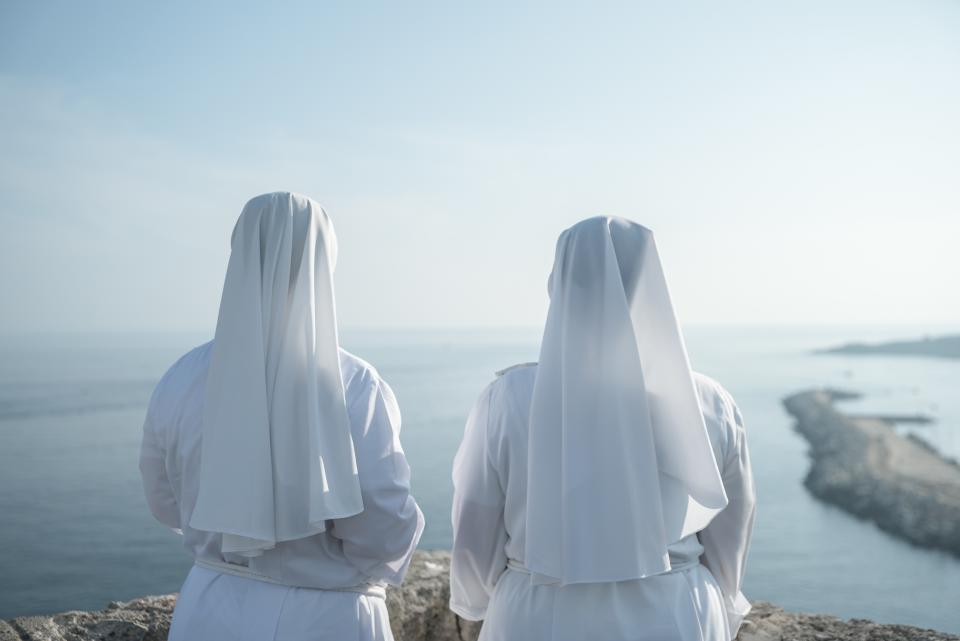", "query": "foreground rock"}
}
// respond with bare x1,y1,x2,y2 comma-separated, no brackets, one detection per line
3,551,956,640
784,389,960,556
740,602,958,641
